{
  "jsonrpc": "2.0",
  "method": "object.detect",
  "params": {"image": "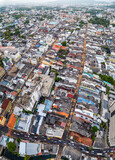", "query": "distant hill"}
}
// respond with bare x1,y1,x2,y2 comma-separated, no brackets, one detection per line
51,0,96,6
46,0,112,7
